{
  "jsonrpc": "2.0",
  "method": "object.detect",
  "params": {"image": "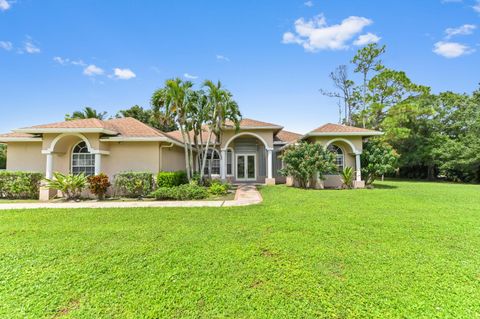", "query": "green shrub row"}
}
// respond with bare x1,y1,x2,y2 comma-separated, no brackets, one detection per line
0,171,43,199
156,171,188,188
150,182,209,200
114,172,155,198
